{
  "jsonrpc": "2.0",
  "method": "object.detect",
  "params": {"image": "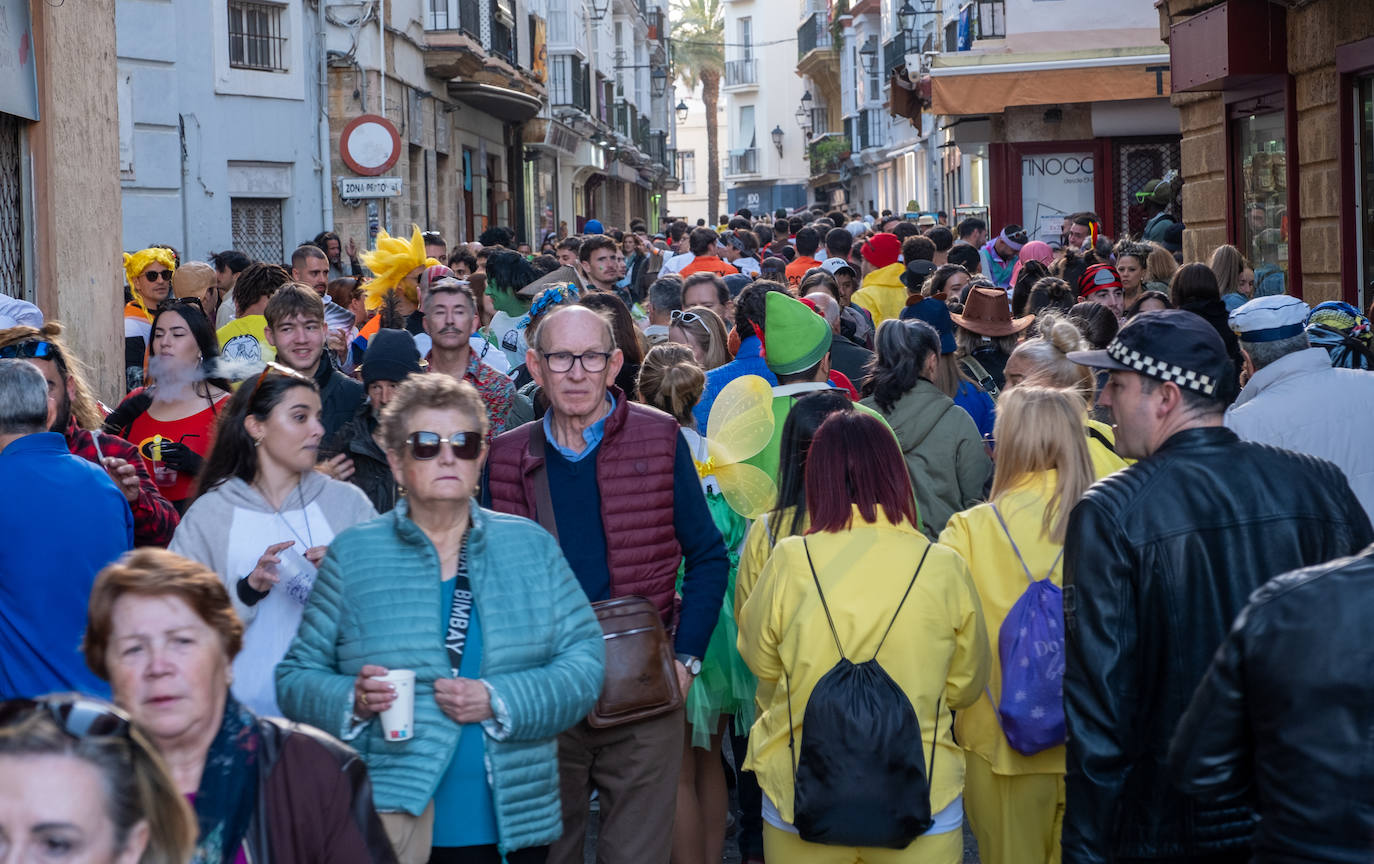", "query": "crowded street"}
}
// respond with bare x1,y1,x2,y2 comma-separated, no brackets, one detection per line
4,0,1374,863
